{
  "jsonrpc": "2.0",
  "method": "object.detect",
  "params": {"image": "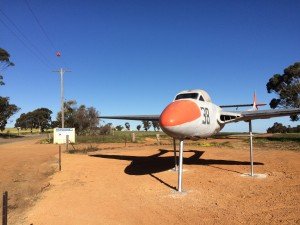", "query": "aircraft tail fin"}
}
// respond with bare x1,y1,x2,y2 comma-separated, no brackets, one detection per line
252,92,258,110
